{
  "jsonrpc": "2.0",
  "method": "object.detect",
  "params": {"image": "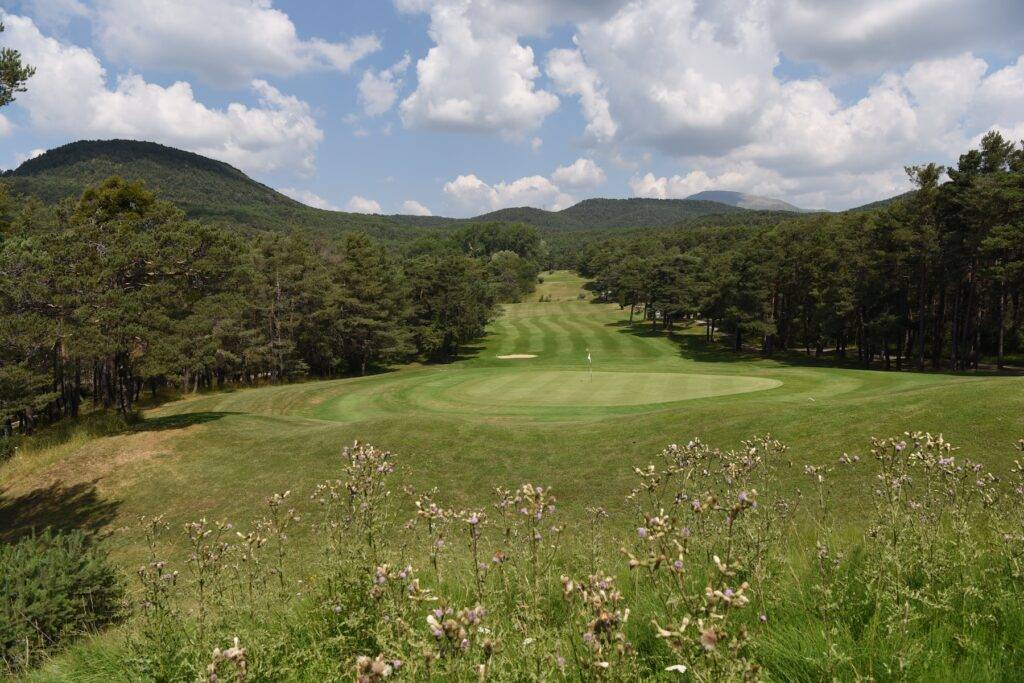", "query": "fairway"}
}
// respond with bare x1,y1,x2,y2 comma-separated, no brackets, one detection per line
2,271,1022,568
